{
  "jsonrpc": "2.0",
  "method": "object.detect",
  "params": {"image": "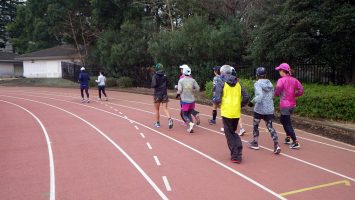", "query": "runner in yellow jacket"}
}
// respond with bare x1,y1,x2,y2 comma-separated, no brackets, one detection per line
213,65,249,163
